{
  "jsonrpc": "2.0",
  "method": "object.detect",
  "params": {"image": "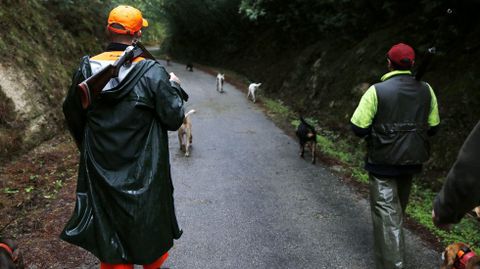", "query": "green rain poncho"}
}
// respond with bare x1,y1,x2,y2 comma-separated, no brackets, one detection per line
61,56,184,264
